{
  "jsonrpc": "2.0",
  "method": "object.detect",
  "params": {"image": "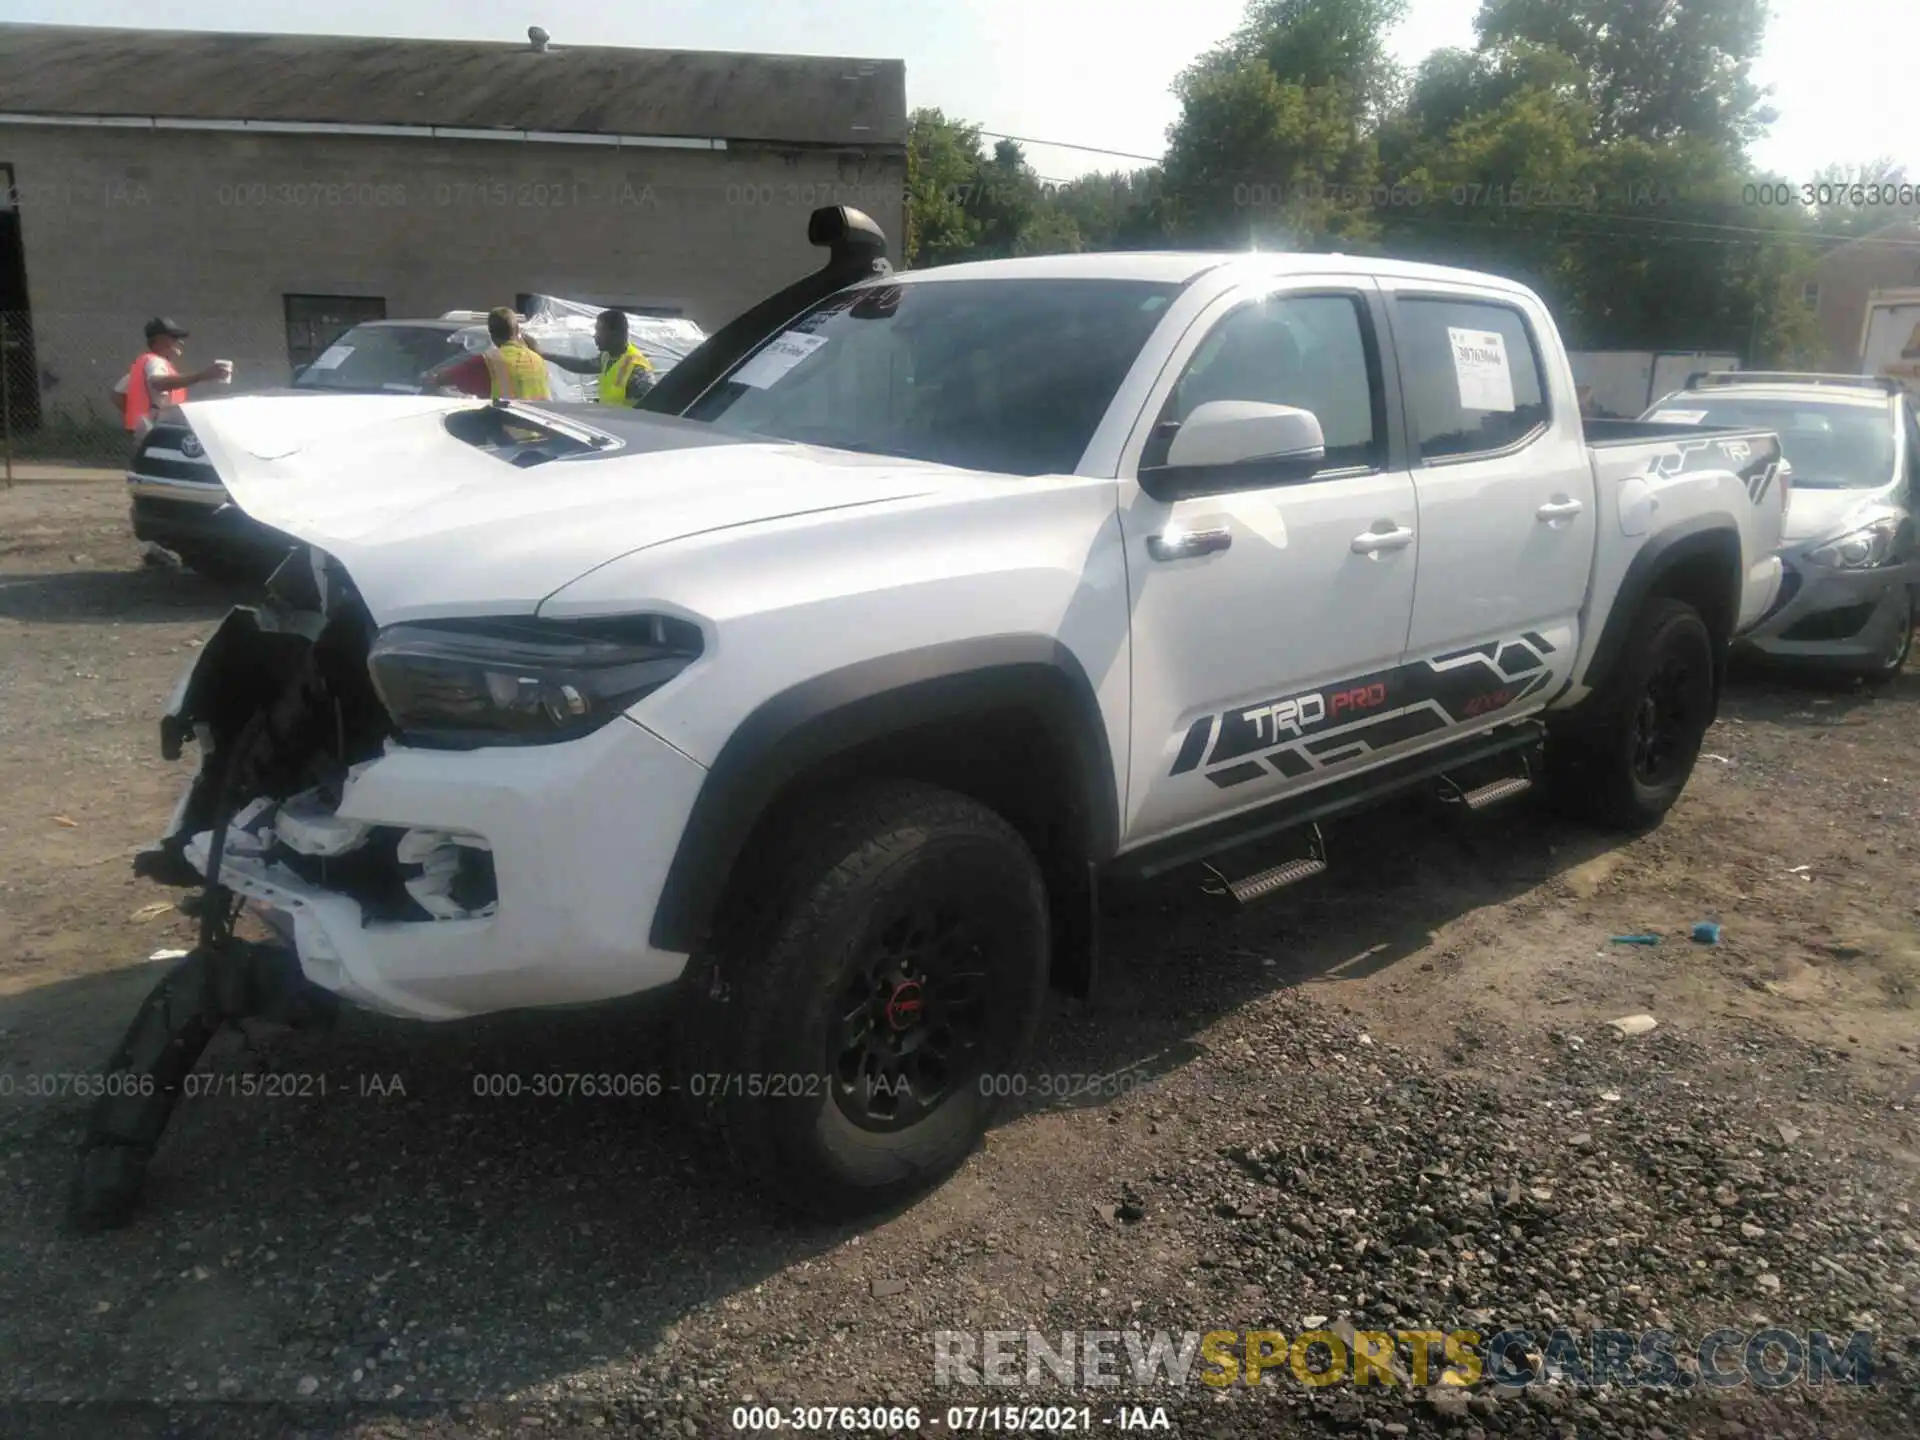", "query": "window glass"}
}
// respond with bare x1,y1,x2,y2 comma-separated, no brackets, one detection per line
686,278,1177,476
283,294,387,372
1161,294,1382,470
1397,298,1549,459
292,323,464,393
1656,396,1896,490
